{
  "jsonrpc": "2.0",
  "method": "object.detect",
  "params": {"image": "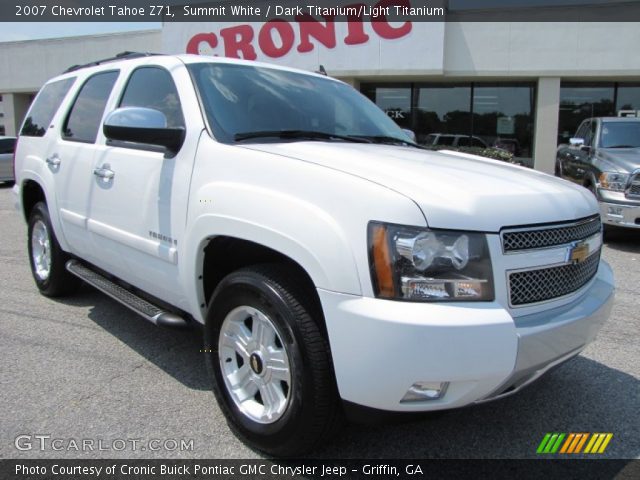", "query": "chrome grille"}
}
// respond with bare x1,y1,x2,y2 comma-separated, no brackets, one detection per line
628,178,640,197
502,216,601,252
509,252,600,306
